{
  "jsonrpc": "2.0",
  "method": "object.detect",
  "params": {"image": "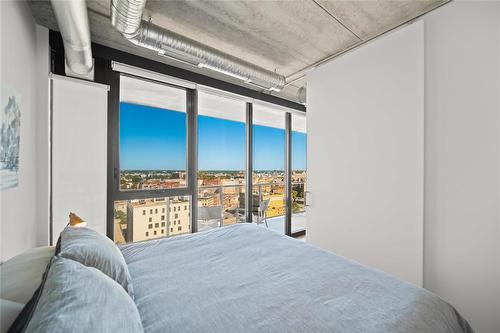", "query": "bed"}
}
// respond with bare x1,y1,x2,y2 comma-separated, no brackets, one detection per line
2,223,472,332
119,223,472,333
